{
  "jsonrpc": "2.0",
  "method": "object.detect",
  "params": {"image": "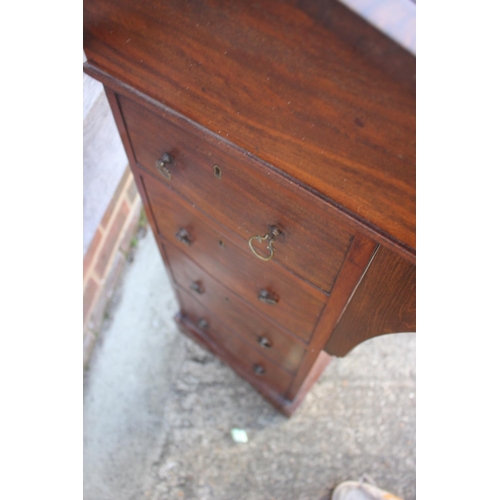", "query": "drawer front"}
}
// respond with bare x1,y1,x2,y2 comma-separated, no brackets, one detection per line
120,95,354,293
164,241,306,374
178,288,293,395
143,173,326,342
